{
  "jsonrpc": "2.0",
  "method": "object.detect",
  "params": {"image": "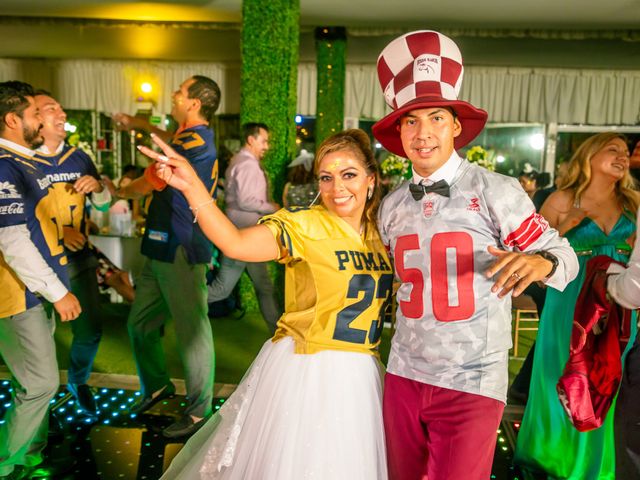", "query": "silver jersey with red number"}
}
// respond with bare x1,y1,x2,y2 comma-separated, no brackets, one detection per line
379,159,577,402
